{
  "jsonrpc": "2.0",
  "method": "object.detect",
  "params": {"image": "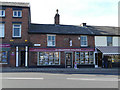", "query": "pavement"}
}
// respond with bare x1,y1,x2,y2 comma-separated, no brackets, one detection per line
0,67,119,75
